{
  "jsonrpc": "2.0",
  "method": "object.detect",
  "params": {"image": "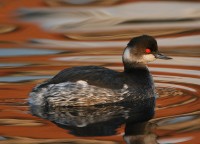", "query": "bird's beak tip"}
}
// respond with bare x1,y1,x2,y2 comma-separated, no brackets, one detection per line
155,53,172,60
